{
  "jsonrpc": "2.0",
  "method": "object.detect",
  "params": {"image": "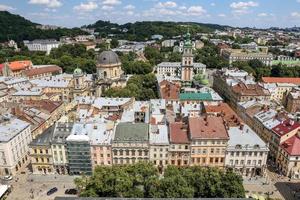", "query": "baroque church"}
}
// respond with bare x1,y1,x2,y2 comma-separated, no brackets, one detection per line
72,50,127,98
